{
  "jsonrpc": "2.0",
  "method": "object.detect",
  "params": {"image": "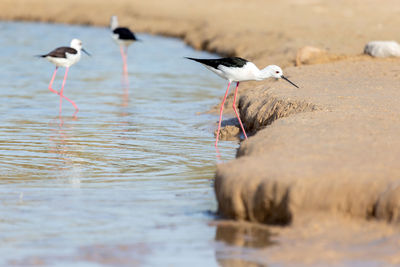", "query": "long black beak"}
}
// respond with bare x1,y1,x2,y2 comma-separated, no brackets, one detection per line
281,75,299,88
82,48,91,56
